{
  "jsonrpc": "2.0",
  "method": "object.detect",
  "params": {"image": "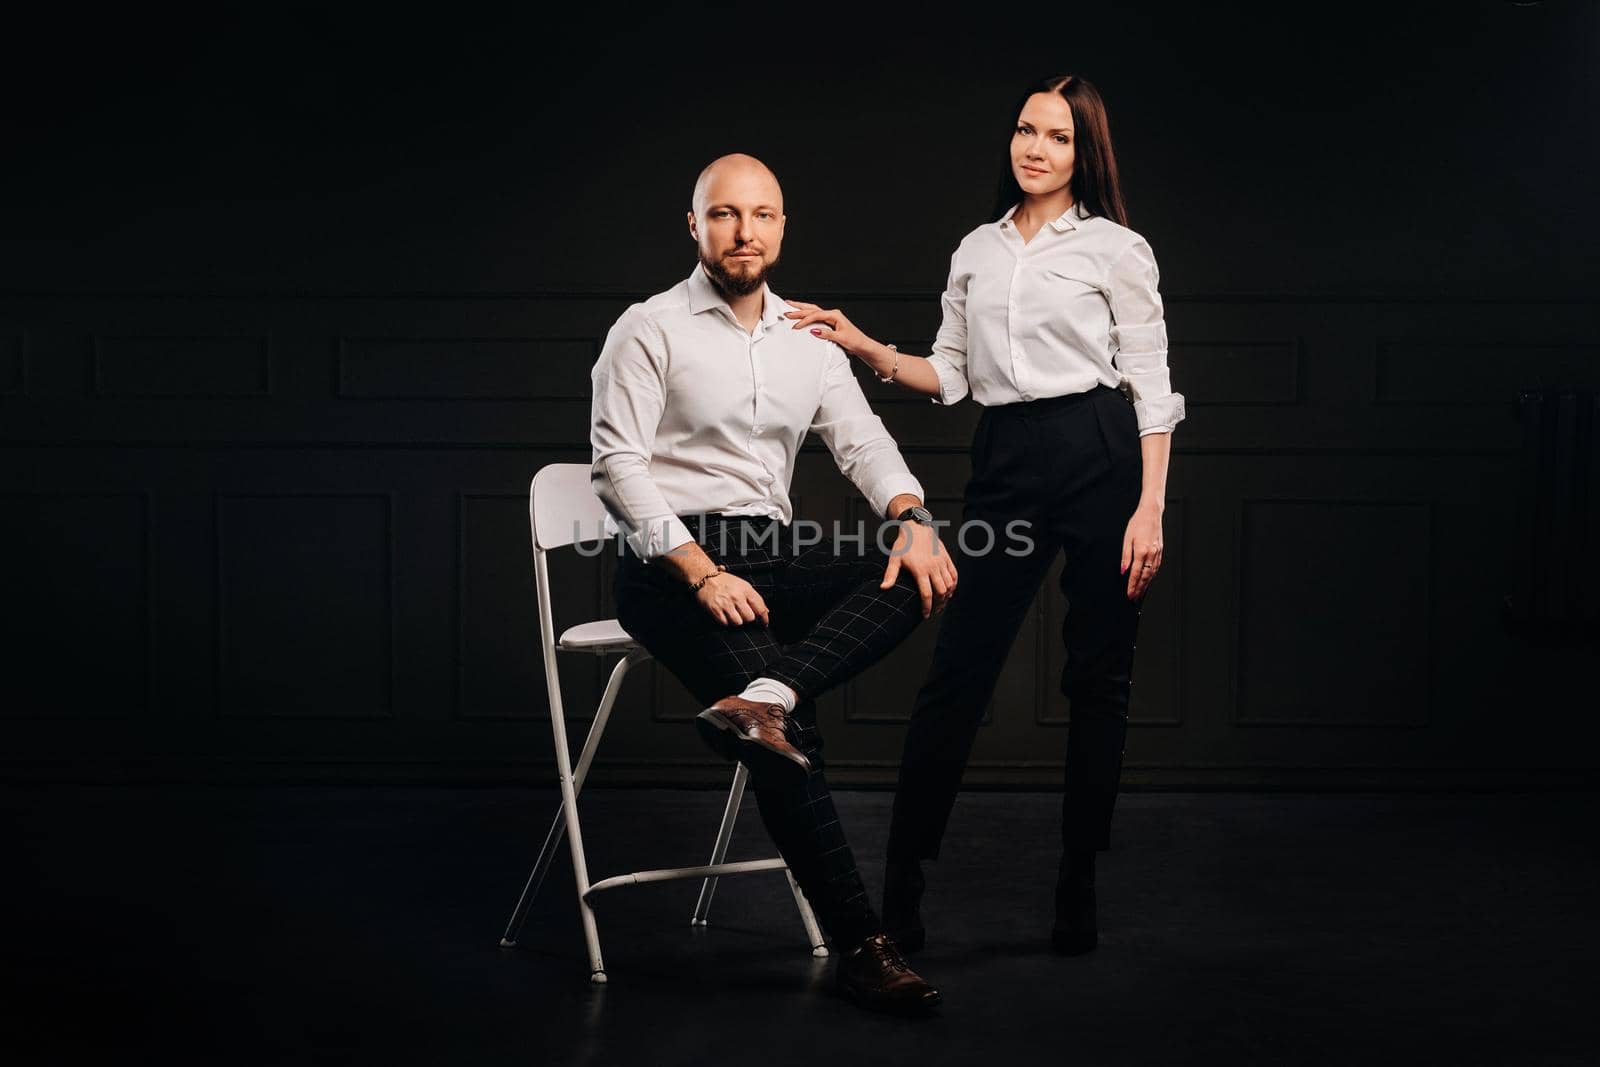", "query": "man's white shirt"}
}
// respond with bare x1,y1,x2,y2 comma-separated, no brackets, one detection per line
591,263,925,560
